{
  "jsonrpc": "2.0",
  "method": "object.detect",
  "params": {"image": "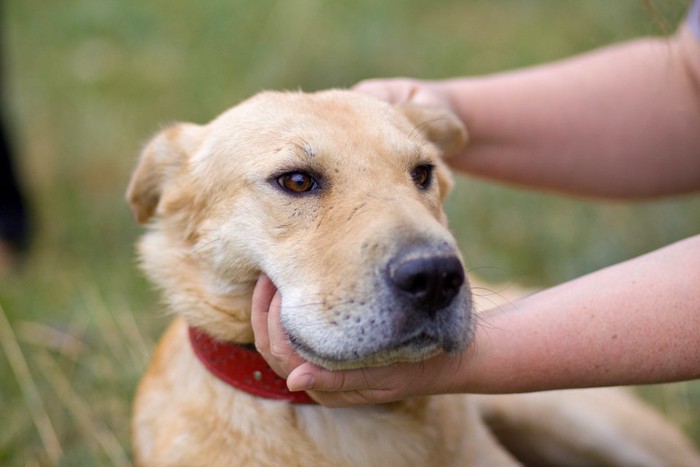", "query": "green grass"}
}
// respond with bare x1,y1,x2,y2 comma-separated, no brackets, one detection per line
1,0,698,464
